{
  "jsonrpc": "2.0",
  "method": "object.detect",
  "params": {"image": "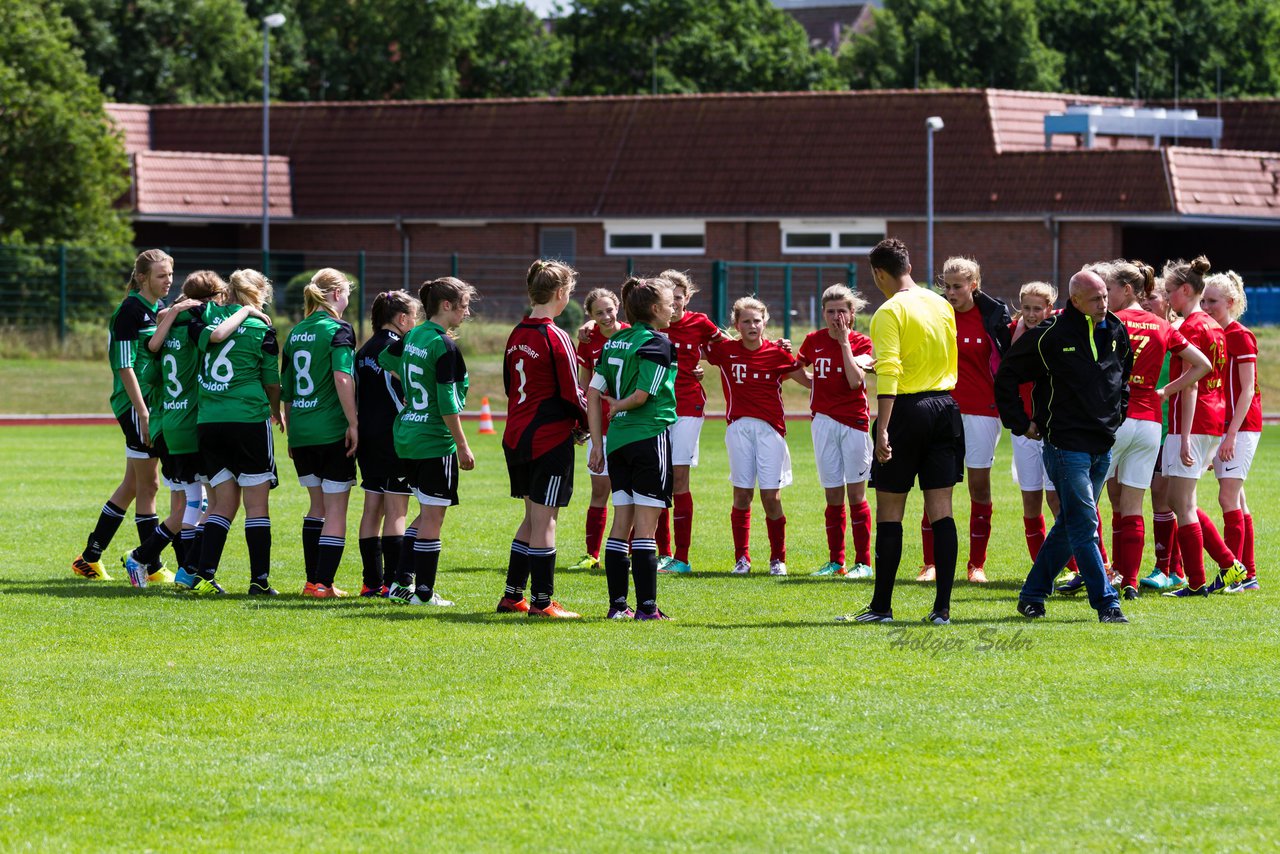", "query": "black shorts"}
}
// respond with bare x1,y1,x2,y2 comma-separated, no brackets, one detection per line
407,454,461,507
154,434,205,486
506,439,575,507
292,439,357,492
870,392,965,492
199,420,278,488
117,409,158,459
606,433,673,507
358,446,410,494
